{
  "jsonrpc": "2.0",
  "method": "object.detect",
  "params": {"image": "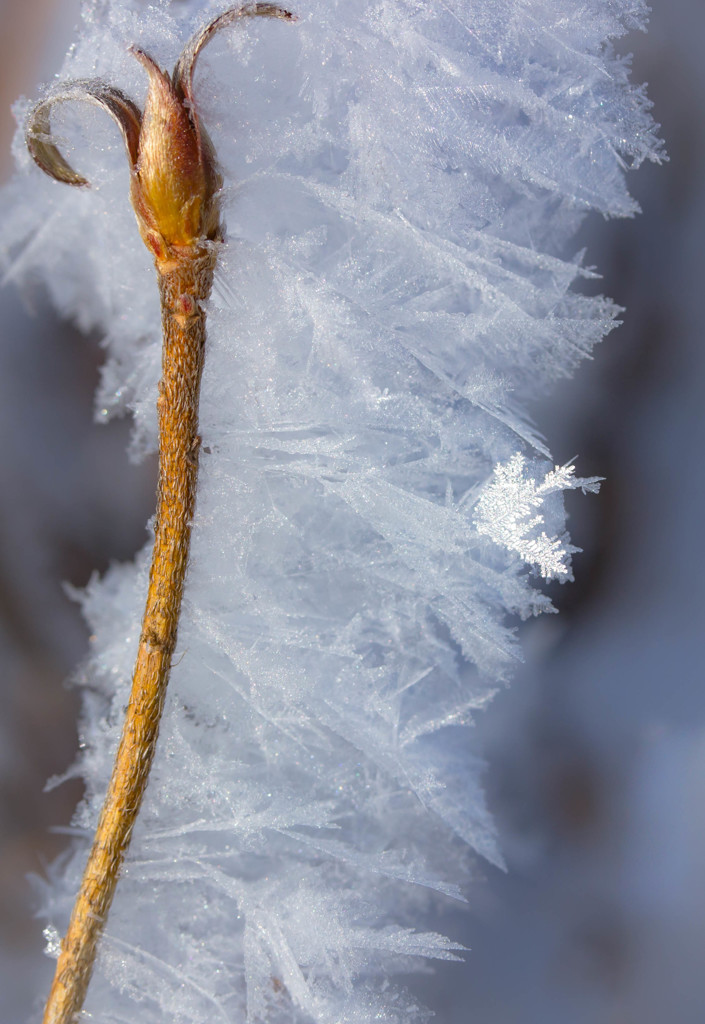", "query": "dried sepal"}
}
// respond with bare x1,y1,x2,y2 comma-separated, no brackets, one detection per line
25,81,142,187
173,2,297,113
